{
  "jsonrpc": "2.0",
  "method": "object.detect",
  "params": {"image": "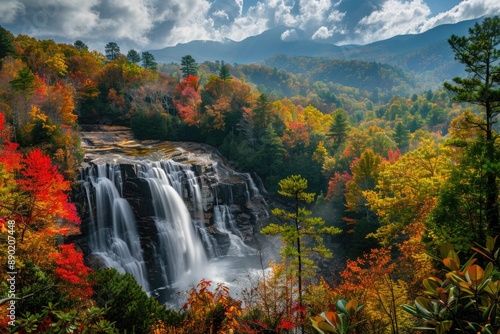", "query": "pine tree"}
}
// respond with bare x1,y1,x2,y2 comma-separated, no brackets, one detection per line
104,42,121,61
126,49,141,63
327,108,349,151
181,55,198,78
261,175,341,330
218,62,231,81
444,15,500,235
0,26,16,60
141,51,157,71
